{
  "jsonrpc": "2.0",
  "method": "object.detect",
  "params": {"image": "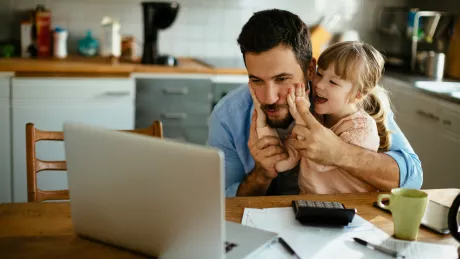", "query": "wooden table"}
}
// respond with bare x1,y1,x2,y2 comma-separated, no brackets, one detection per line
1,190,458,258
